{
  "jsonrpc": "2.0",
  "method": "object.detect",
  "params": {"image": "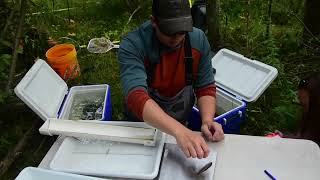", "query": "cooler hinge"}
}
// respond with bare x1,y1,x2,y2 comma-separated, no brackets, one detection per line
235,95,242,101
